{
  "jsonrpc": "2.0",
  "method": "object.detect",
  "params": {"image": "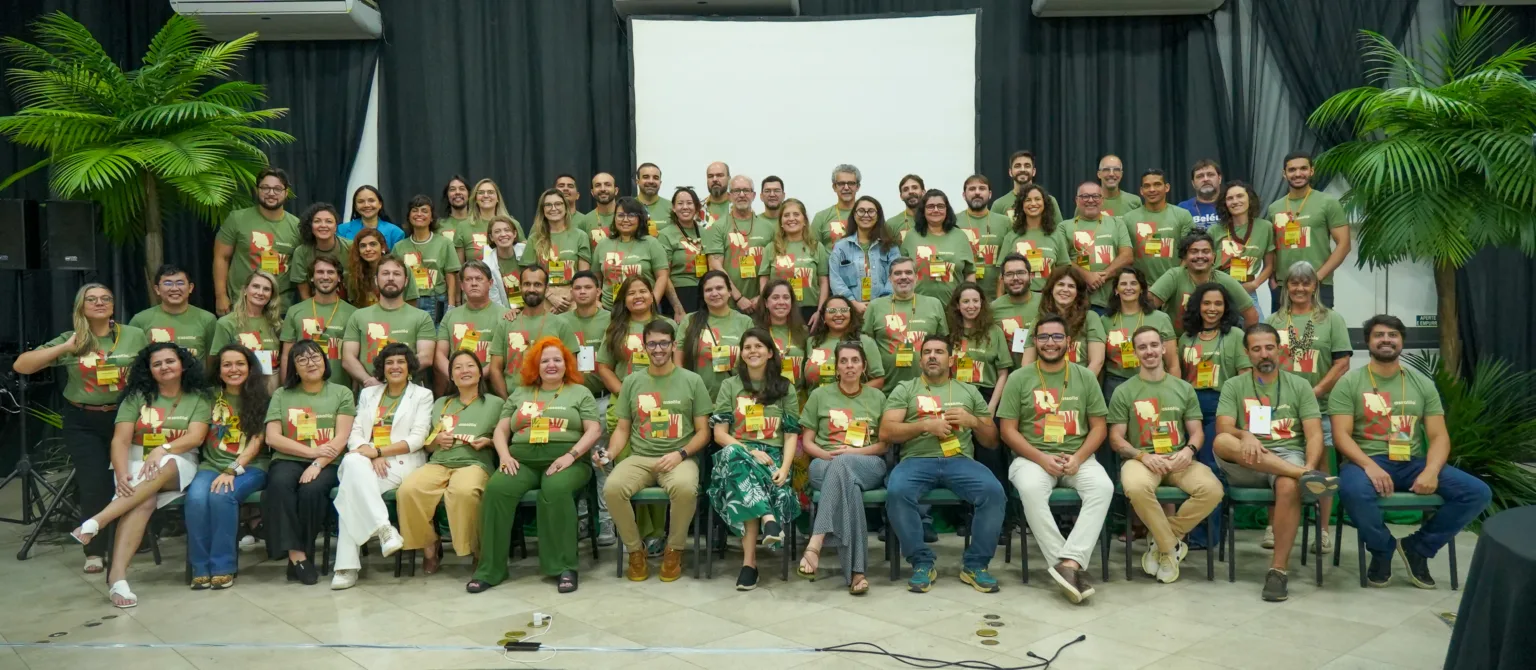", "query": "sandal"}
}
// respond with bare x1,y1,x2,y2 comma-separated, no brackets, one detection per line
71,519,100,546
190,576,211,590
465,579,493,594
83,556,105,574
556,570,578,594
109,580,137,609
797,547,820,580
849,574,869,596
423,541,442,575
